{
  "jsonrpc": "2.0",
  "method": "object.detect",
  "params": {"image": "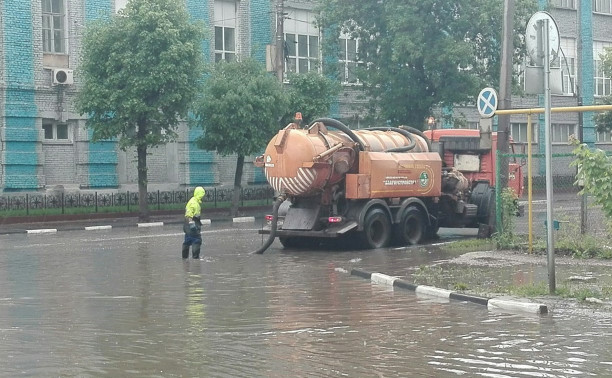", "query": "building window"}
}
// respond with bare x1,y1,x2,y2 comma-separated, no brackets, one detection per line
555,0,576,8
42,121,70,141
559,38,576,95
42,0,66,53
285,33,319,74
594,0,612,13
511,122,538,143
214,1,236,63
597,130,612,143
284,9,320,77
551,123,576,143
339,37,362,84
594,60,612,96
466,121,480,130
